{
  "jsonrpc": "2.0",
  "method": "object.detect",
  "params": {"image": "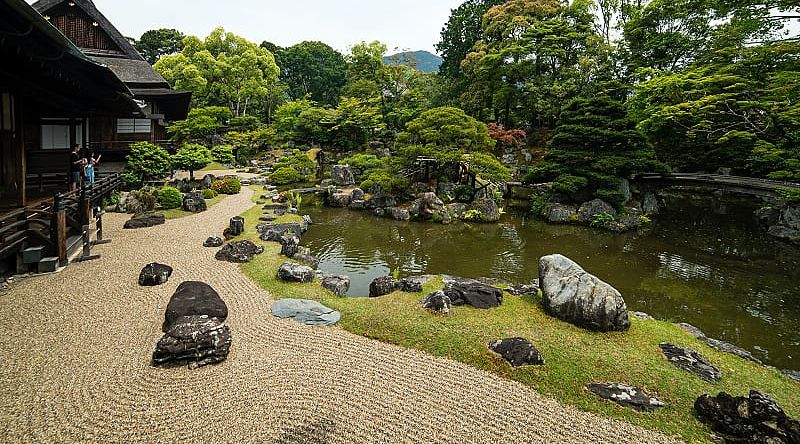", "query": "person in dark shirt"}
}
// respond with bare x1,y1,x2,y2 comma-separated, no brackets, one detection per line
69,144,83,191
